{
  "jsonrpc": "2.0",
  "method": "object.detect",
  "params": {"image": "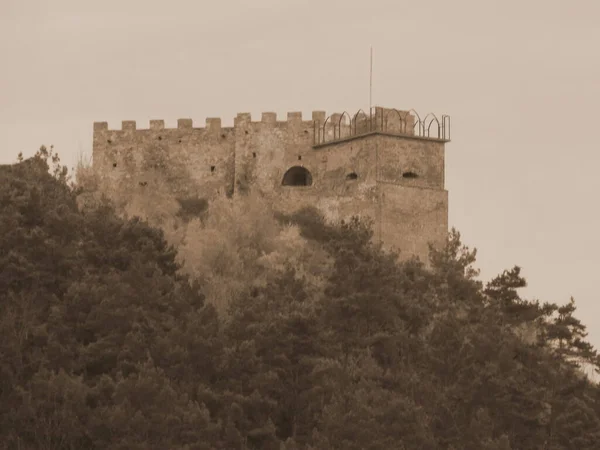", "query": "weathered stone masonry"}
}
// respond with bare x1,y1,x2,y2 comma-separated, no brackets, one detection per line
92,106,451,263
